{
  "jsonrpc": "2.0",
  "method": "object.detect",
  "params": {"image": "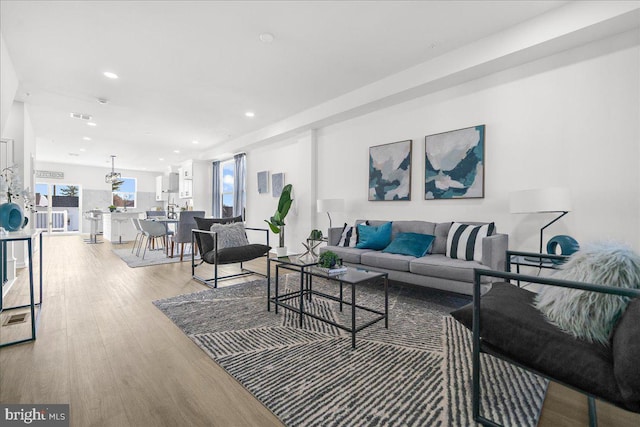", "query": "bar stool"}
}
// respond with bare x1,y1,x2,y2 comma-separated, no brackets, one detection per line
112,215,129,245
84,210,103,244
